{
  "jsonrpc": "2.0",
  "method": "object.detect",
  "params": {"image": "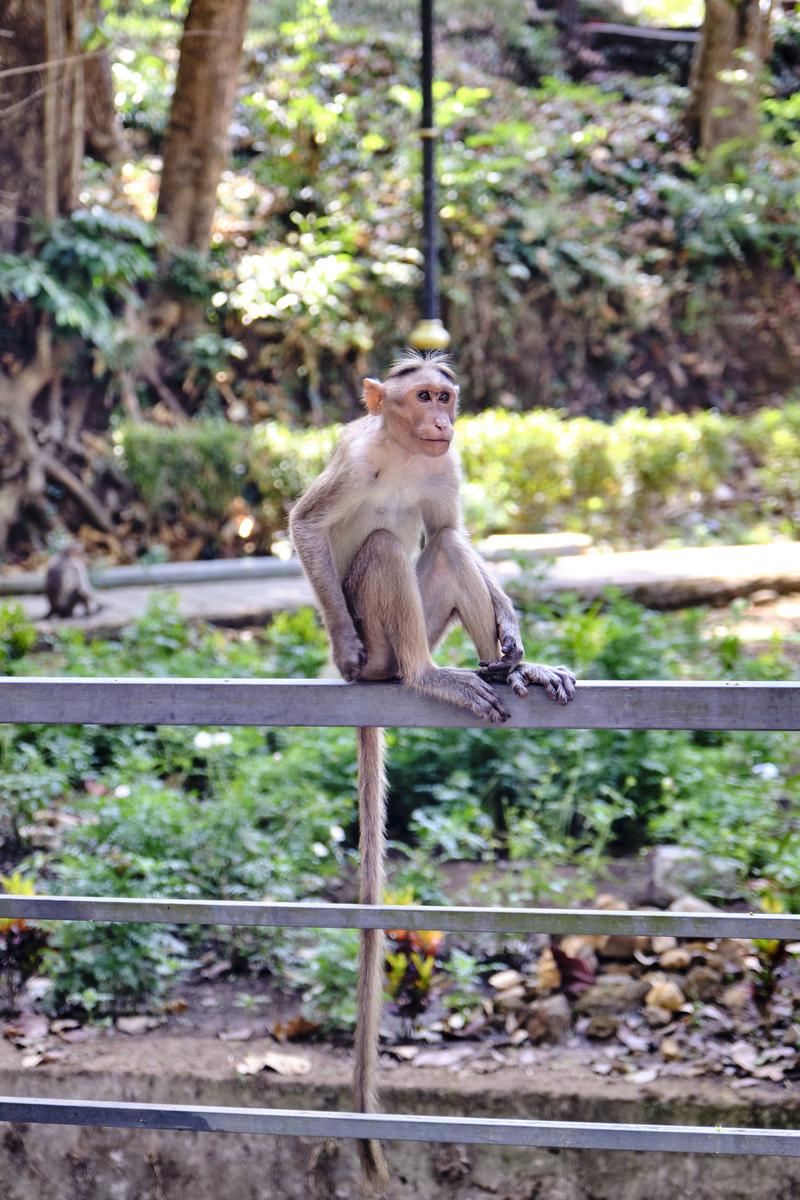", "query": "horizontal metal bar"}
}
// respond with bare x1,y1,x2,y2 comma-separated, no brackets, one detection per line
2,896,797,939
1,677,799,730
1,1098,798,1155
